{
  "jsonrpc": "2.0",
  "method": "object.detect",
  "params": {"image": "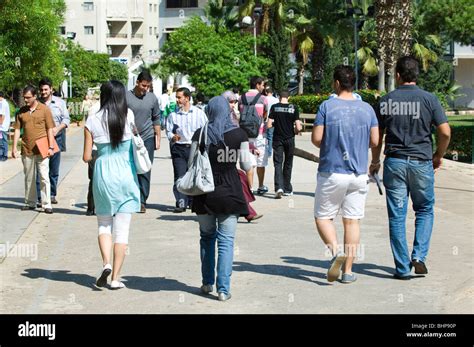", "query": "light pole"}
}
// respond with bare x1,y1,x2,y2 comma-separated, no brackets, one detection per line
242,12,260,57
